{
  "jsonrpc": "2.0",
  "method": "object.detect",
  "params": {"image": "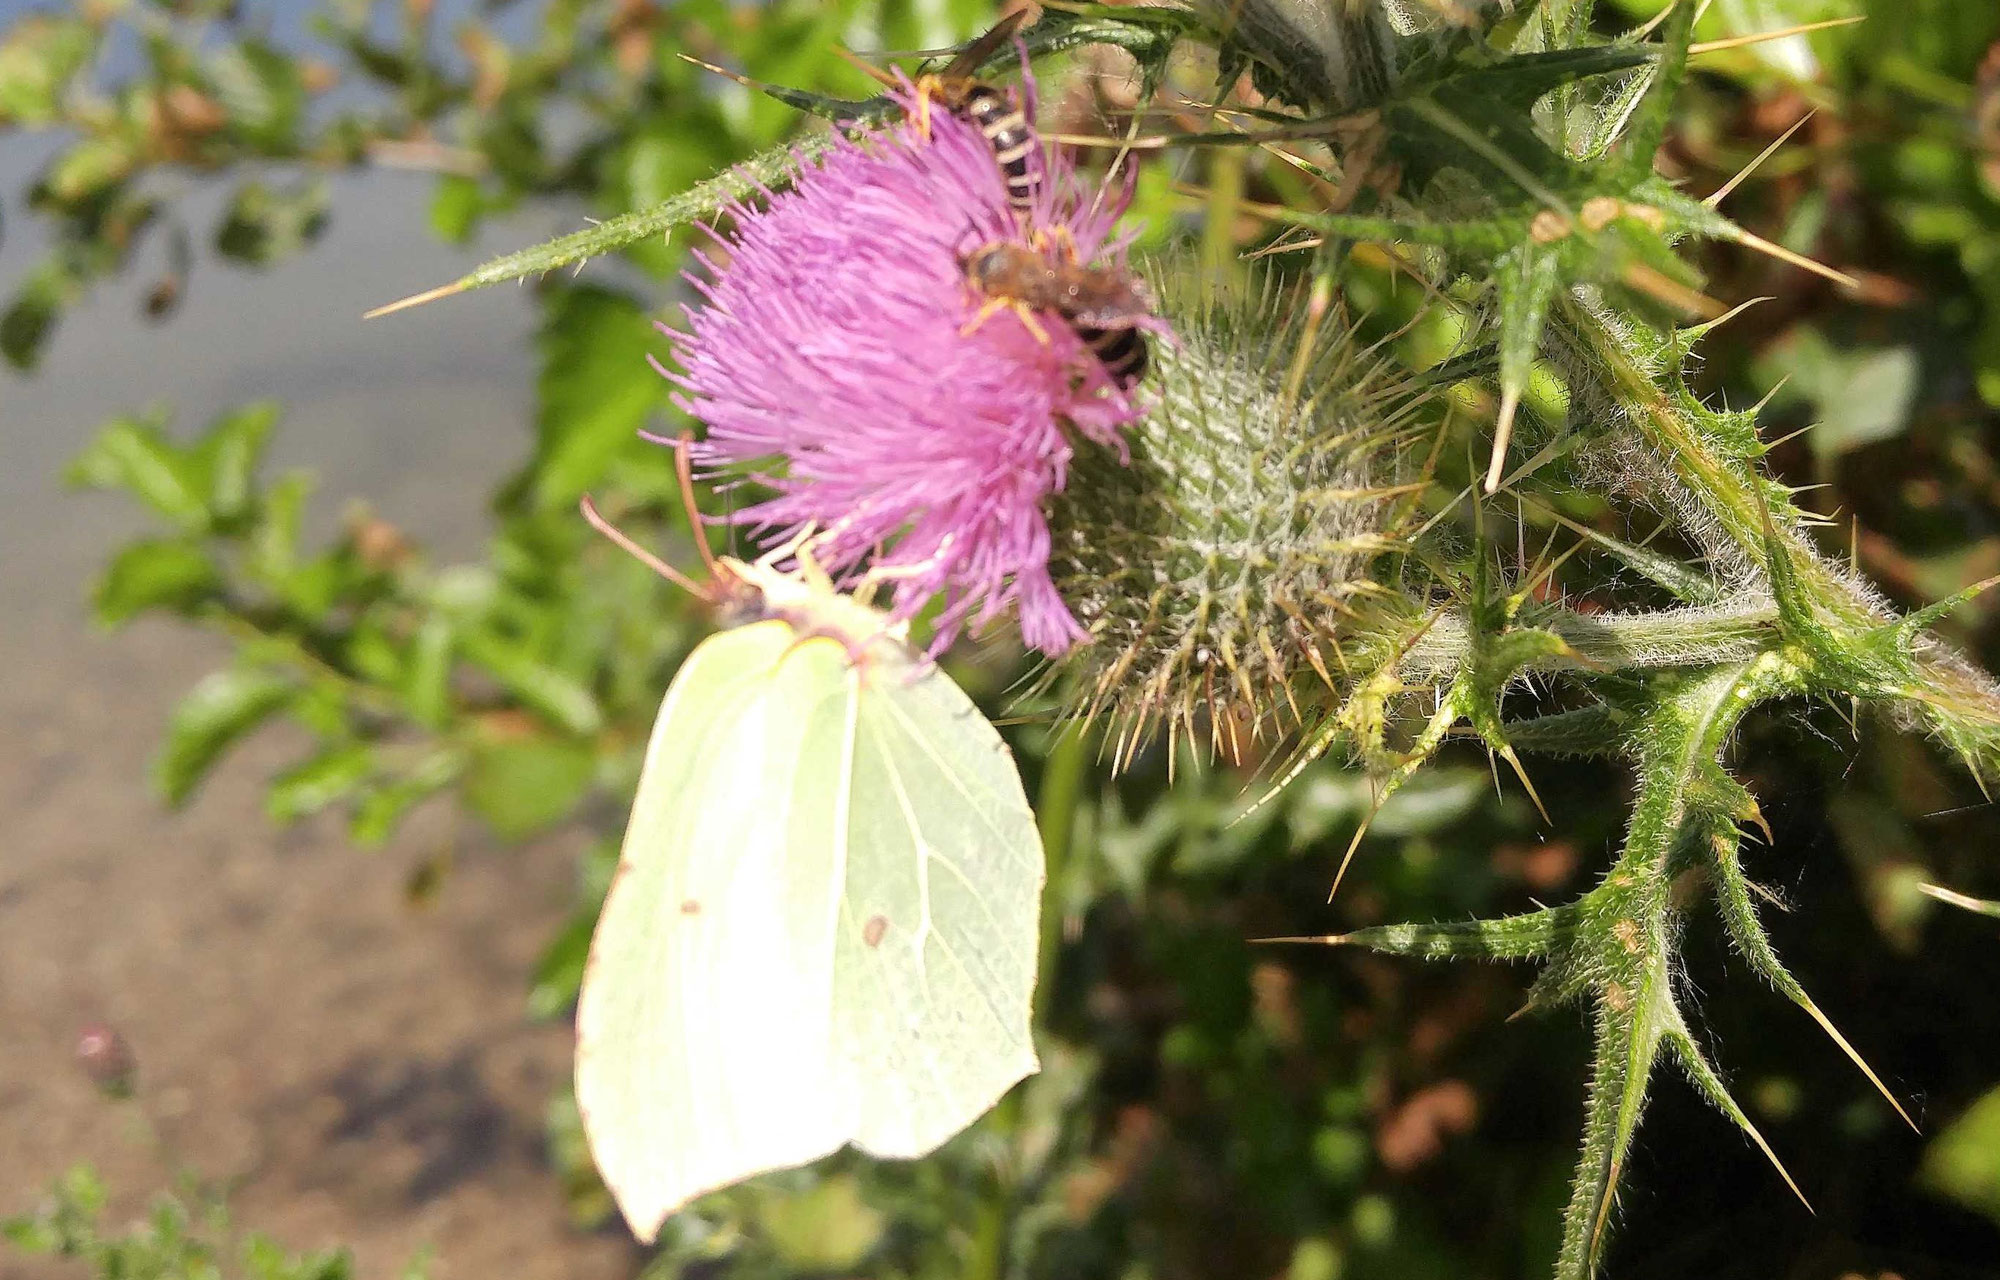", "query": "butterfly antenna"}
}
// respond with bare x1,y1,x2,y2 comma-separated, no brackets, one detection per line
580,494,707,596
670,430,722,579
